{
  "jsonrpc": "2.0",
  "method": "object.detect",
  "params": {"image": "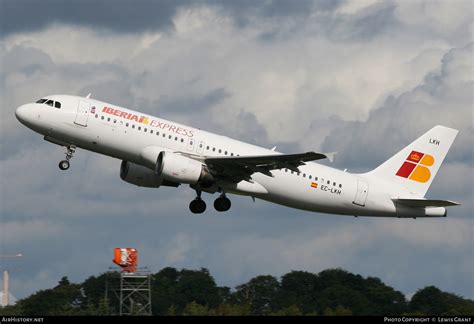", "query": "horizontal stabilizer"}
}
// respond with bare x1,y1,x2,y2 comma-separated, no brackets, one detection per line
392,198,460,208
